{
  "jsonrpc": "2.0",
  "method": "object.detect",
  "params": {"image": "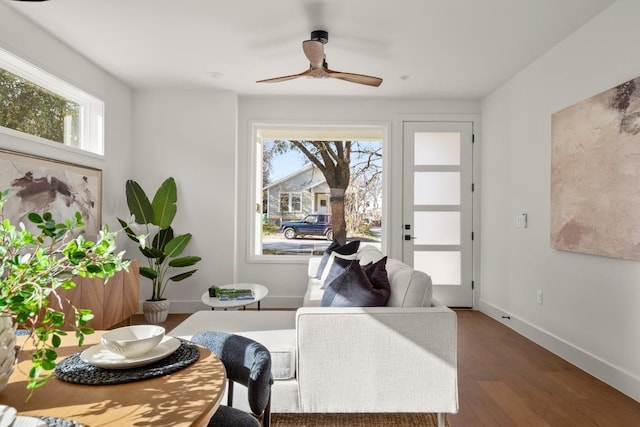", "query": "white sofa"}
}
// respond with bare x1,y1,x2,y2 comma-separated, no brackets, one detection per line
170,245,458,426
